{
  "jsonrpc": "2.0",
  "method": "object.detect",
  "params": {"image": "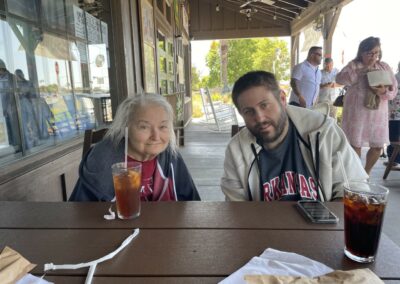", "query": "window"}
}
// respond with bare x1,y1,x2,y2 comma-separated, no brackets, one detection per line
158,32,165,51
0,0,111,166
157,30,166,94
7,0,38,21
41,0,66,30
157,30,174,95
